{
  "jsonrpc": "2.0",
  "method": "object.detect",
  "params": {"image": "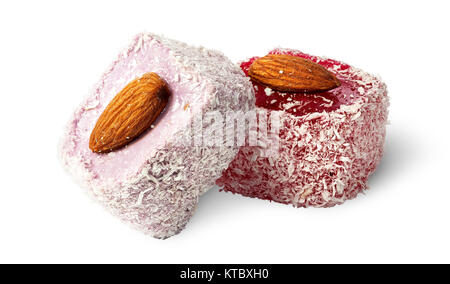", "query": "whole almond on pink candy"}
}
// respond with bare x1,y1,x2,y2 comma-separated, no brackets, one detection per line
59,33,255,239
248,54,341,93
89,72,170,153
